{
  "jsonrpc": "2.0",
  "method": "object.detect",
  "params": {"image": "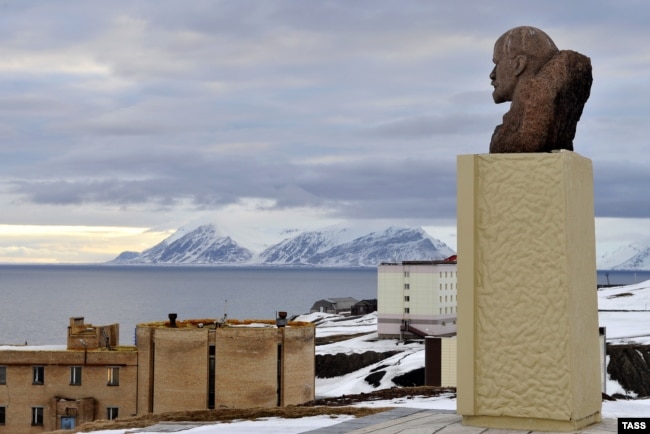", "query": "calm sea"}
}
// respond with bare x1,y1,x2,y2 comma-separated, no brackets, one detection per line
0,265,647,346
0,265,377,346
